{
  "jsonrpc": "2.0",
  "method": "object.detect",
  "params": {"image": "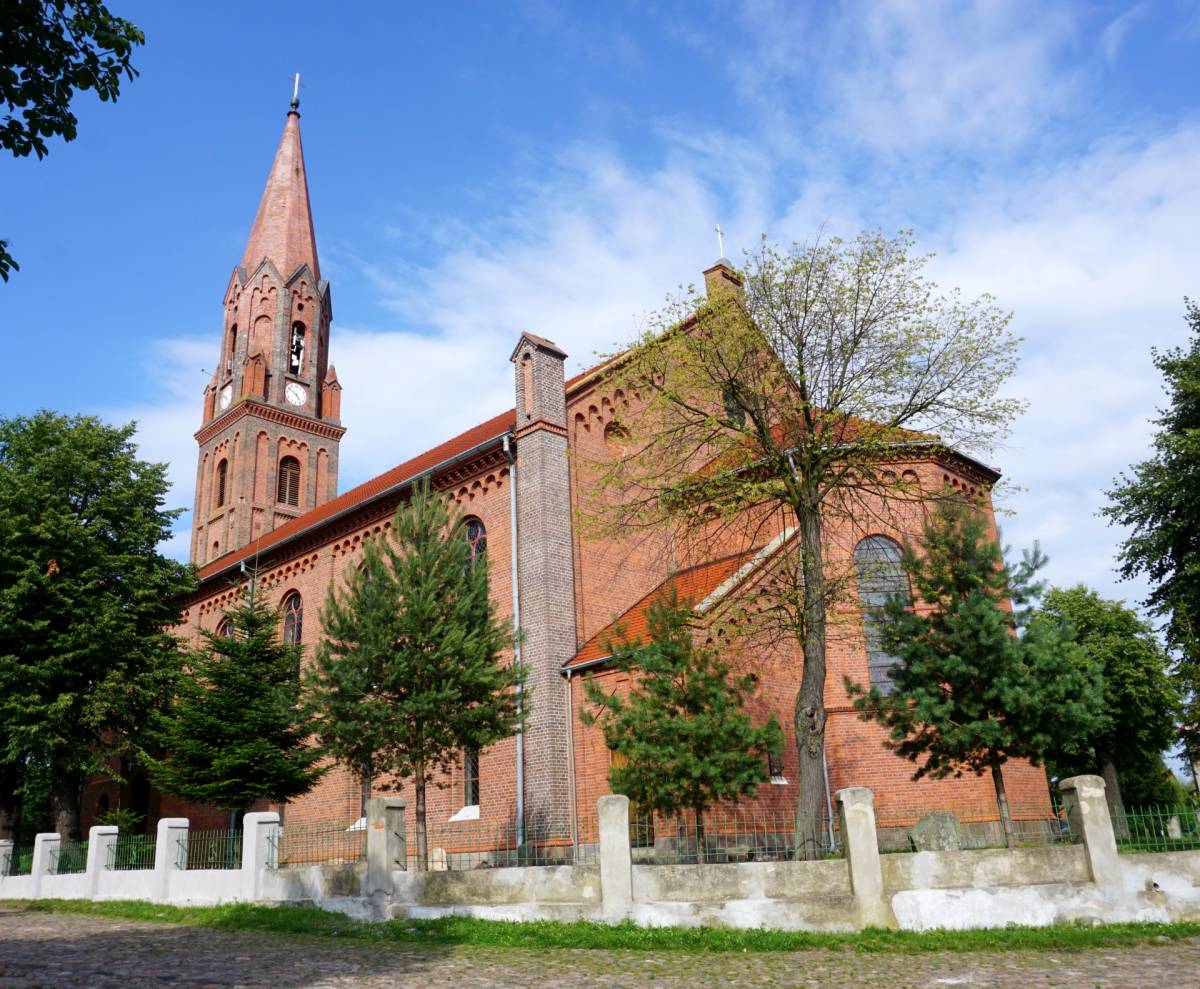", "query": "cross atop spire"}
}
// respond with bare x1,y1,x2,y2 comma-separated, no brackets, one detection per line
240,103,319,282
